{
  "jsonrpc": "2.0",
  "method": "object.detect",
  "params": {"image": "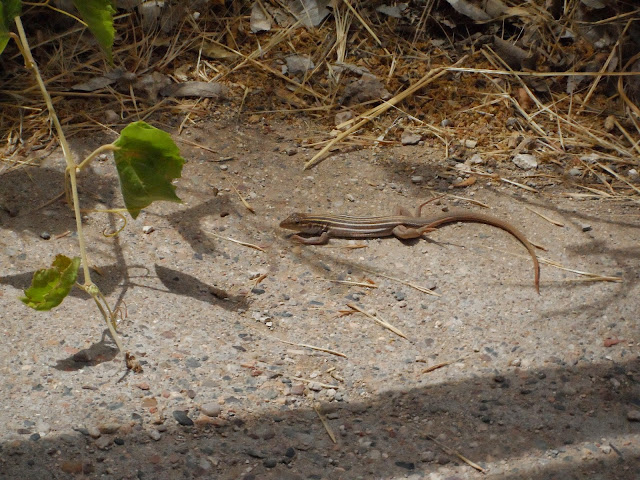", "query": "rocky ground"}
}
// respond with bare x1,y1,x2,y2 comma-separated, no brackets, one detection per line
1,112,639,479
